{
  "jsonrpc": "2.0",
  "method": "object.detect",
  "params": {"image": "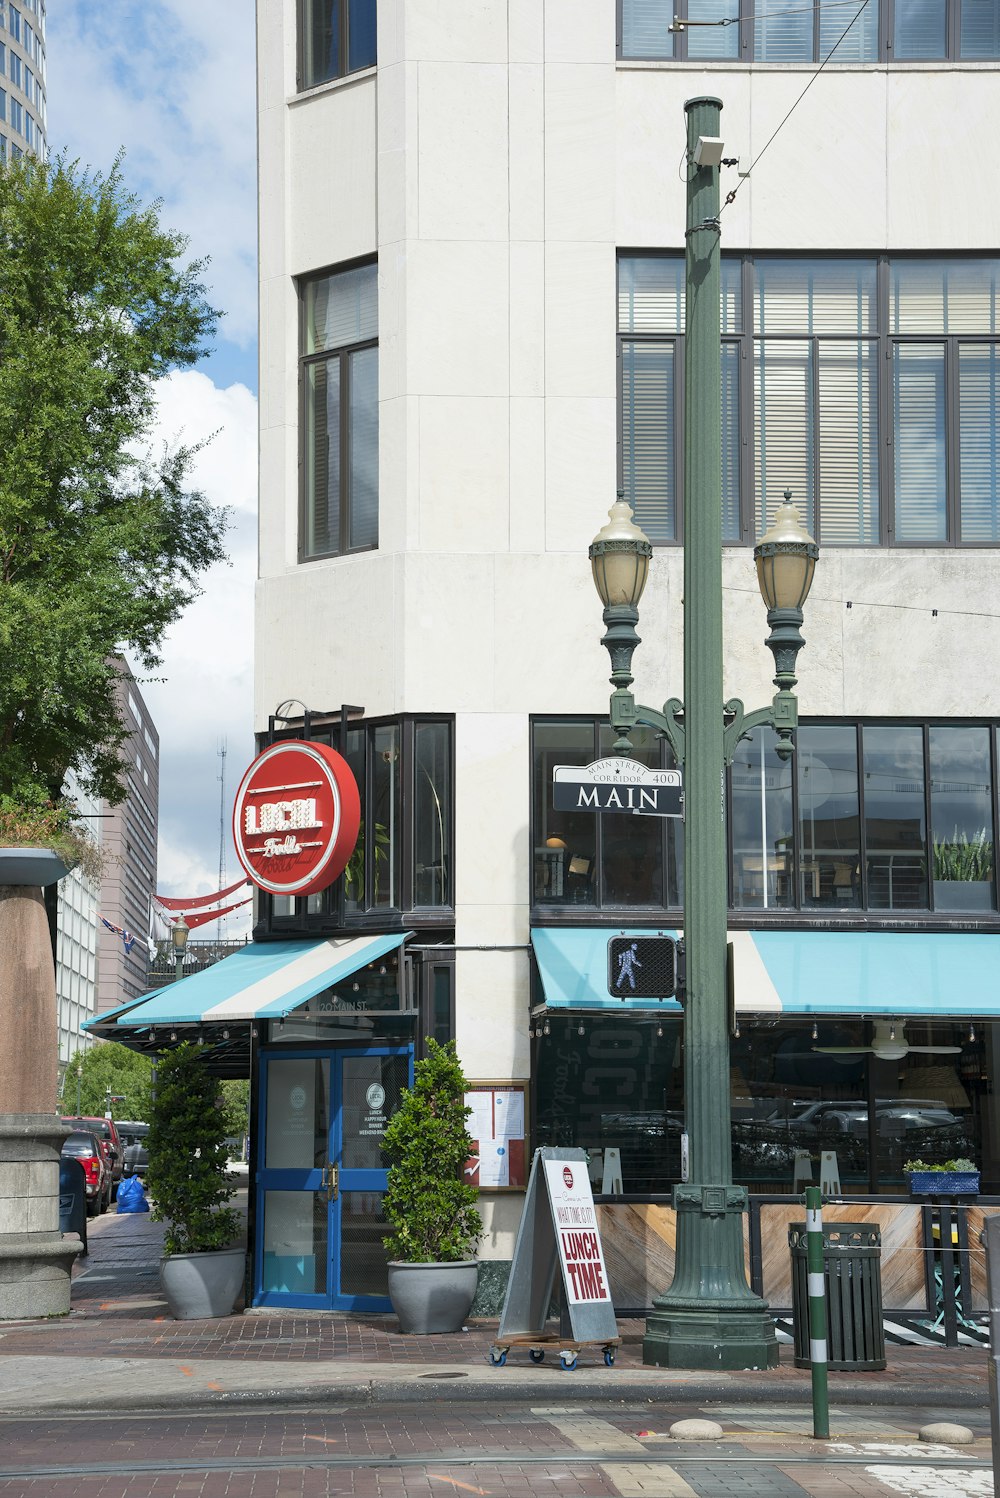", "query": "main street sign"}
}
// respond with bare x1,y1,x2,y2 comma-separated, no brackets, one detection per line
552,758,683,817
